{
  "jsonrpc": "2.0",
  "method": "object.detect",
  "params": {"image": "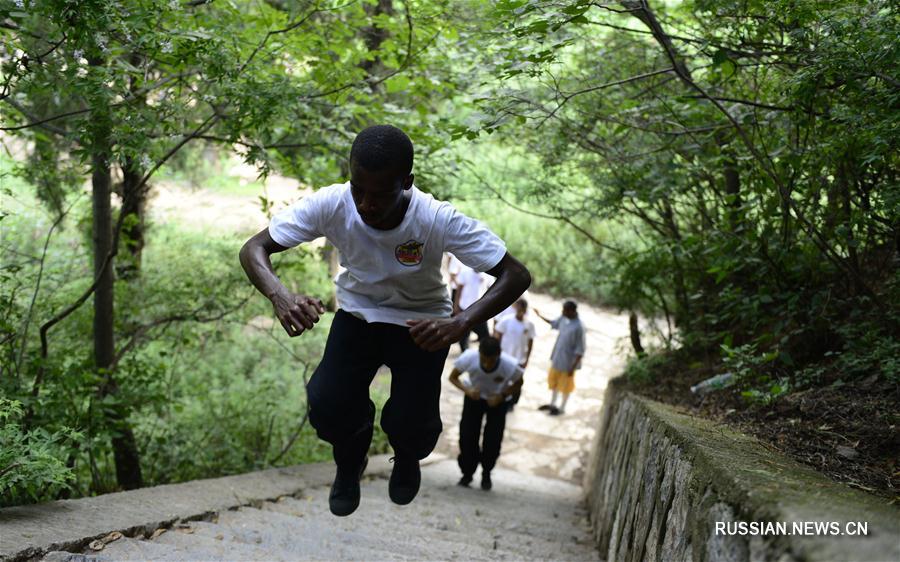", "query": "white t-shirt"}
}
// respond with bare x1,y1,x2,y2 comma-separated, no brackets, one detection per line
454,349,524,398
495,315,536,365
456,266,487,311
268,183,507,326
